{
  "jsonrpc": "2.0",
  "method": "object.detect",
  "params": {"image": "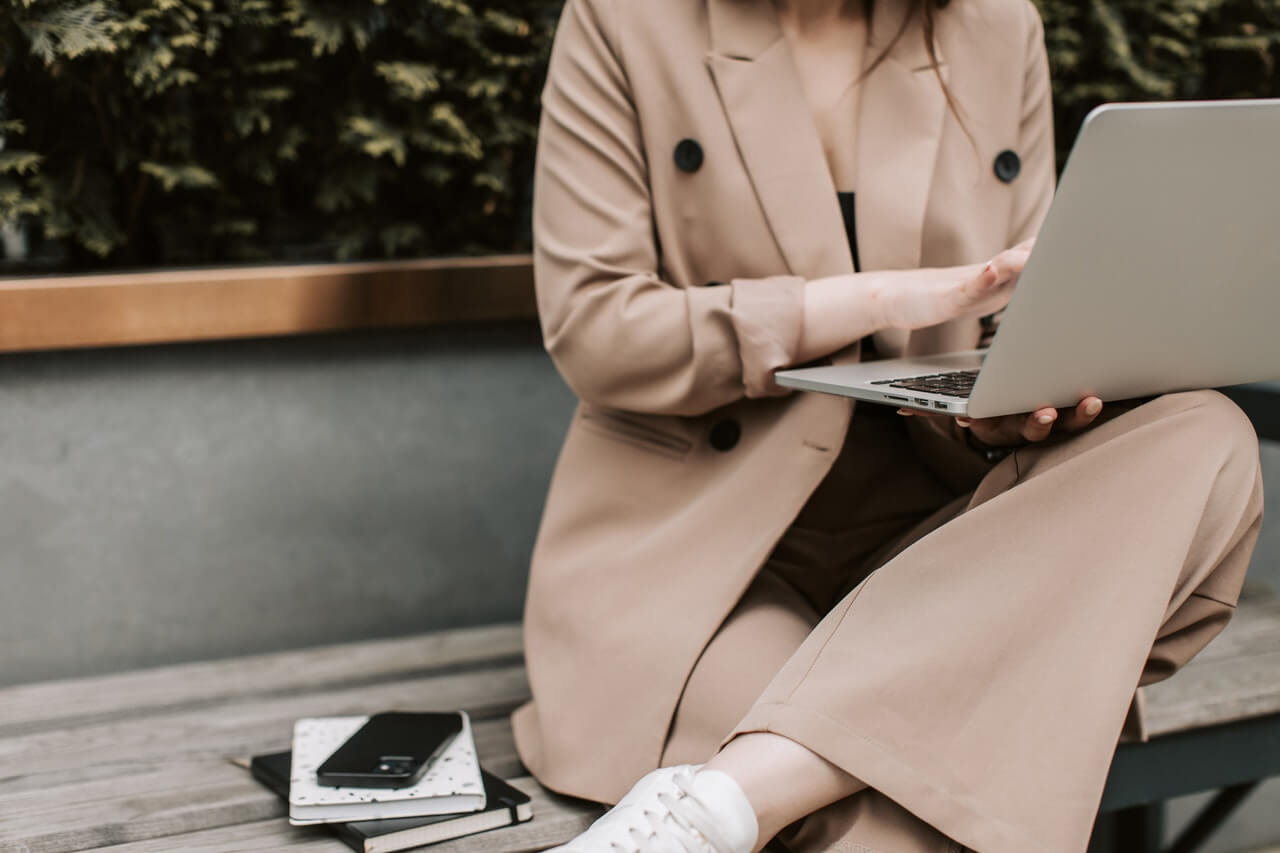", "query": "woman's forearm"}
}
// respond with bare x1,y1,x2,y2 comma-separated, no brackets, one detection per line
794,254,1020,365
795,272,888,364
